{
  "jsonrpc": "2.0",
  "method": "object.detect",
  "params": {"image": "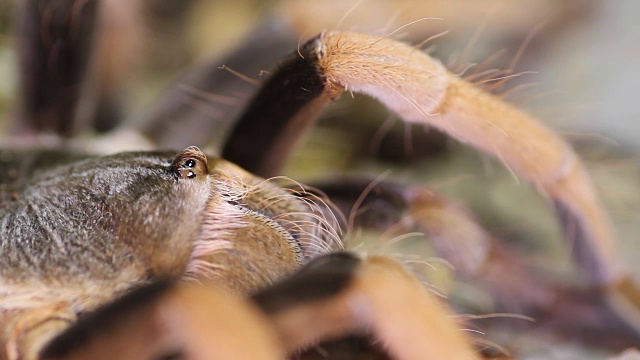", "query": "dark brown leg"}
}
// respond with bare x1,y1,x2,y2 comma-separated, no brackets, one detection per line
310,178,640,350
13,0,98,137
220,34,340,177
309,178,555,310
